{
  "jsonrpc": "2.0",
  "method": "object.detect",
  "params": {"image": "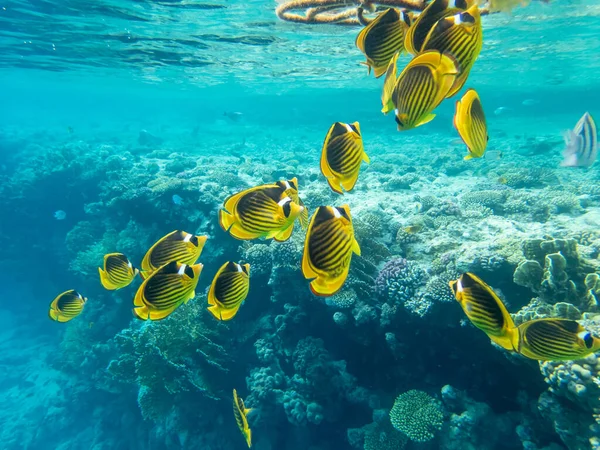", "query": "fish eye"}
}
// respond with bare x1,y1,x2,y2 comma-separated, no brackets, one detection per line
282,202,292,218
288,179,297,190
241,265,249,275
184,265,195,279
460,12,475,24
336,207,350,220
583,332,594,349
190,235,199,246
